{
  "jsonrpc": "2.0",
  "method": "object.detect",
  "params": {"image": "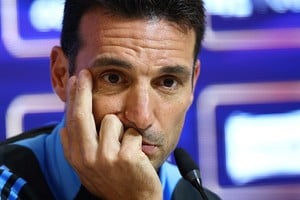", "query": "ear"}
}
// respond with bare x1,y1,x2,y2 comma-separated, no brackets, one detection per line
50,46,69,102
192,59,200,91
189,59,200,104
